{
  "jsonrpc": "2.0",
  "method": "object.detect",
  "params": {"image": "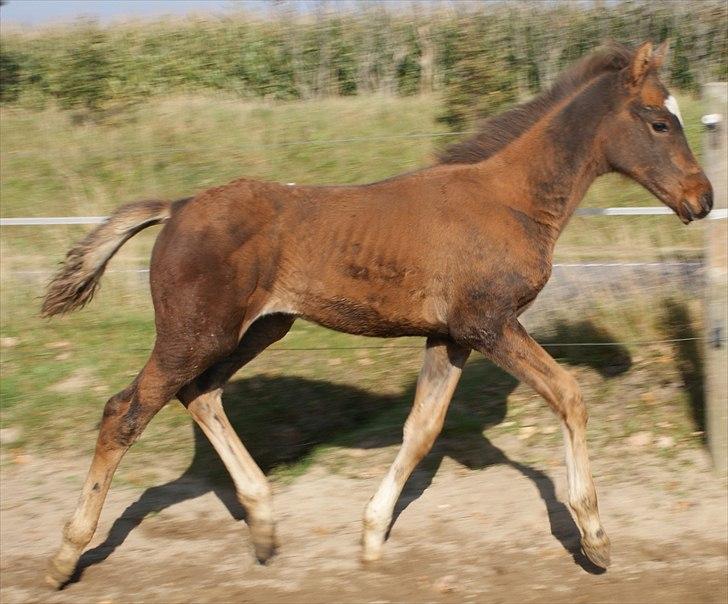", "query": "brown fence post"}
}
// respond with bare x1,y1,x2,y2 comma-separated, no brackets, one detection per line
703,82,728,476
